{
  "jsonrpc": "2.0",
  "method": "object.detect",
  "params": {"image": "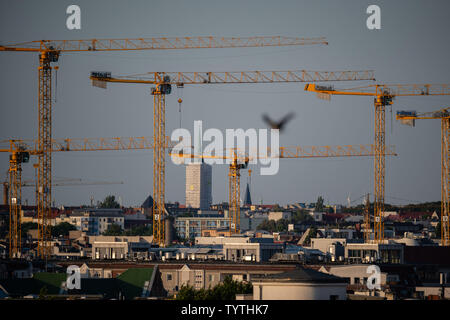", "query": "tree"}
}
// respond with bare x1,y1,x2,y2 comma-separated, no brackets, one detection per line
315,196,324,212
103,223,124,236
51,222,77,237
256,220,277,232
208,276,252,300
99,195,120,208
176,276,252,300
292,210,313,223
38,286,49,300
176,285,196,300
21,222,39,237
124,225,152,236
